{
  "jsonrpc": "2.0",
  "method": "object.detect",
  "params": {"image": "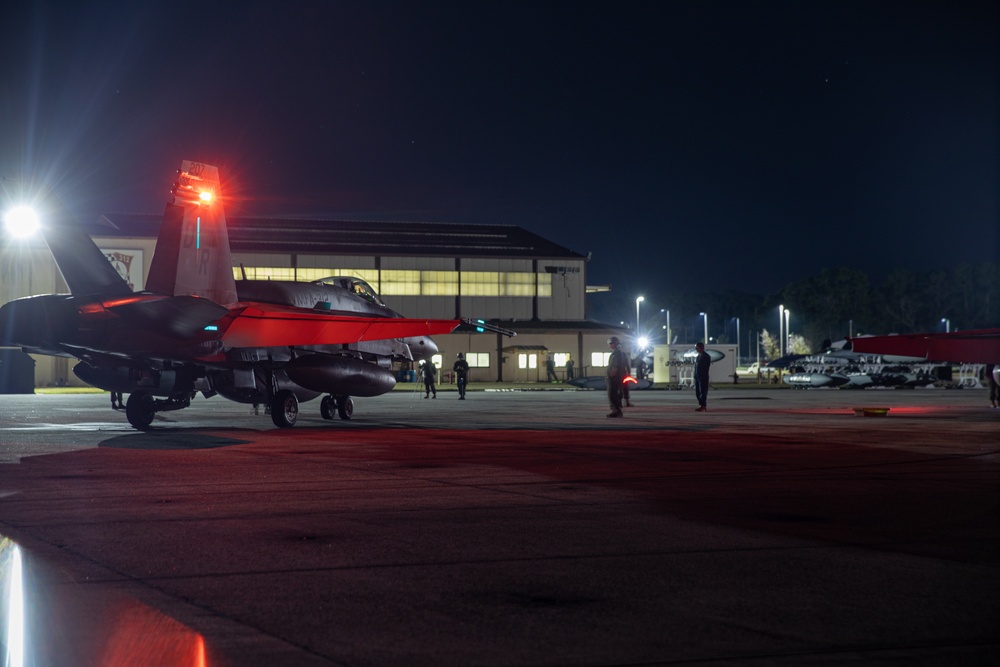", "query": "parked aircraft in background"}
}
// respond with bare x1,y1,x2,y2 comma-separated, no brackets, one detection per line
0,161,511,429
850,329,1000,365
776,337,944,389
851,329,1000,388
